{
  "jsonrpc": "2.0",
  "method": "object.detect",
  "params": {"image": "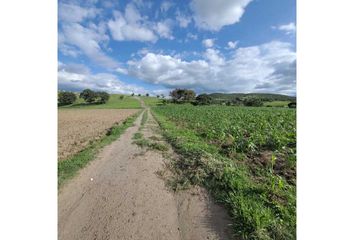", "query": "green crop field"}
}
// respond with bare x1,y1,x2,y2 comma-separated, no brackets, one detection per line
59,94,141,109
152,105,296,239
